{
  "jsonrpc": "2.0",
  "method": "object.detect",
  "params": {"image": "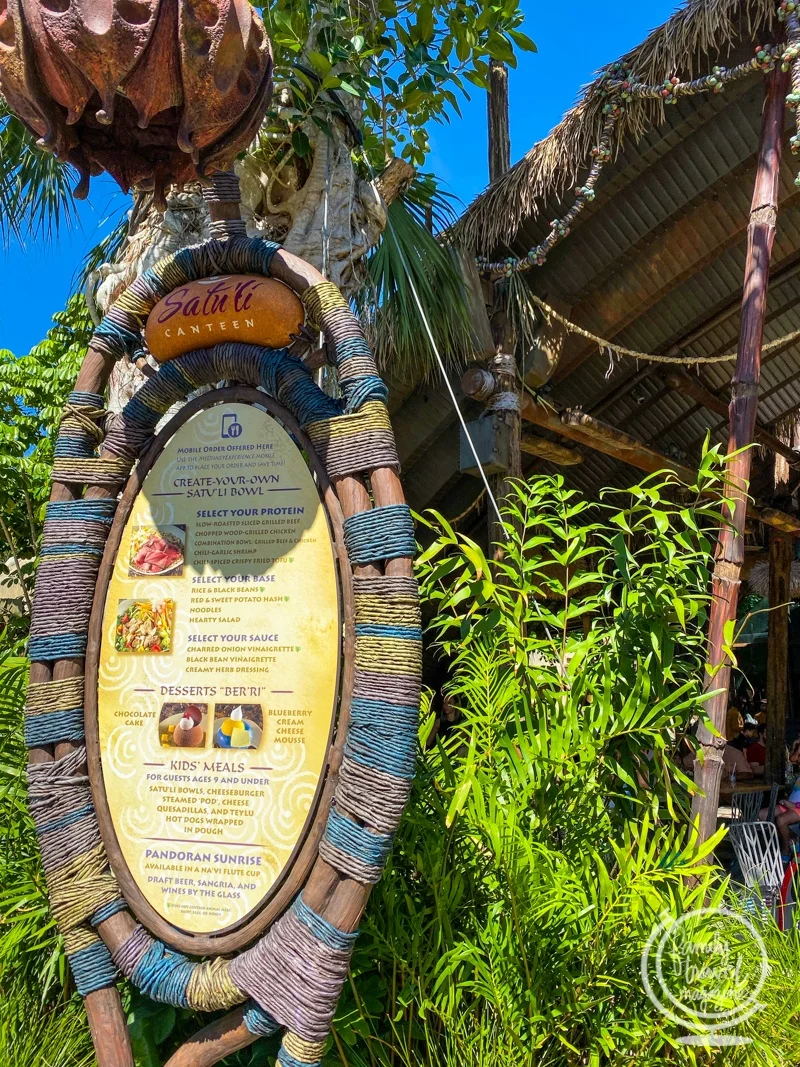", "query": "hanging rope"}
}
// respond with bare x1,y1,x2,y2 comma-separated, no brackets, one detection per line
530,294,800,366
